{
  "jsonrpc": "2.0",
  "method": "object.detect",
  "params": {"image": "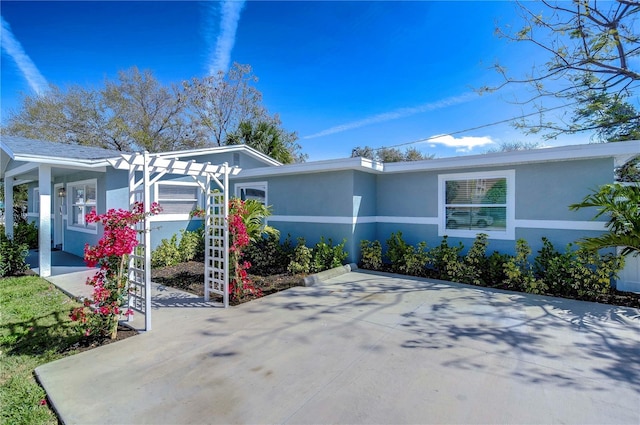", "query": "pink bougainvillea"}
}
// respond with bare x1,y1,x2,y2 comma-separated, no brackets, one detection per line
70,202,161,339
228,198,262,302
